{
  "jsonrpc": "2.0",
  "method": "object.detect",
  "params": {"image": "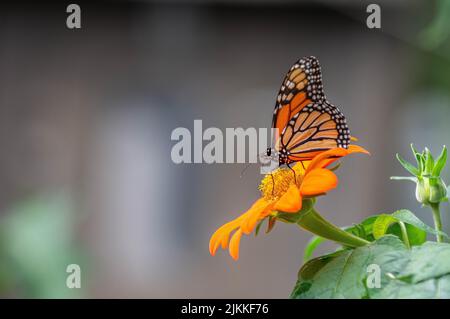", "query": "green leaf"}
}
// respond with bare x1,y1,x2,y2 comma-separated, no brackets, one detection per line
290,281,313,298
373,214,397,239
392,209,449,239
372,209,448,240
371,242,450,298
291,250,345,298
302,211,433,264
371,274,450,299
293,237,450,299
299,250,344,281
345,215,378,240
399,242,450,283
396,153,419,176
432,146,447,176
388,223,426,246
303,236,326,262
292,236,409,299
